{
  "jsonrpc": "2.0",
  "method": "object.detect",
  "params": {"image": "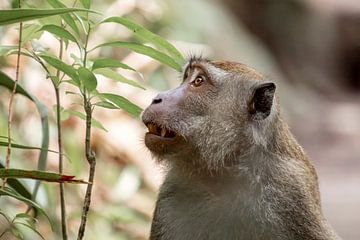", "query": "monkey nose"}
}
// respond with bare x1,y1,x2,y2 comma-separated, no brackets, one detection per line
151,96,162,104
